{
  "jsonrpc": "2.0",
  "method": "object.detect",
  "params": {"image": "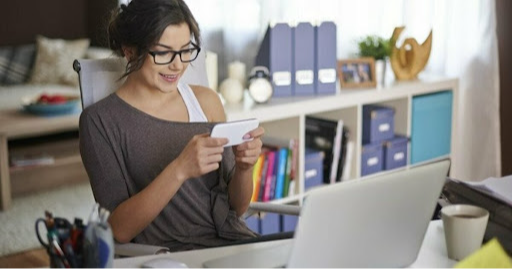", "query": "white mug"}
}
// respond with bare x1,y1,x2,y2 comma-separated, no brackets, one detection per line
441,204,489,261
